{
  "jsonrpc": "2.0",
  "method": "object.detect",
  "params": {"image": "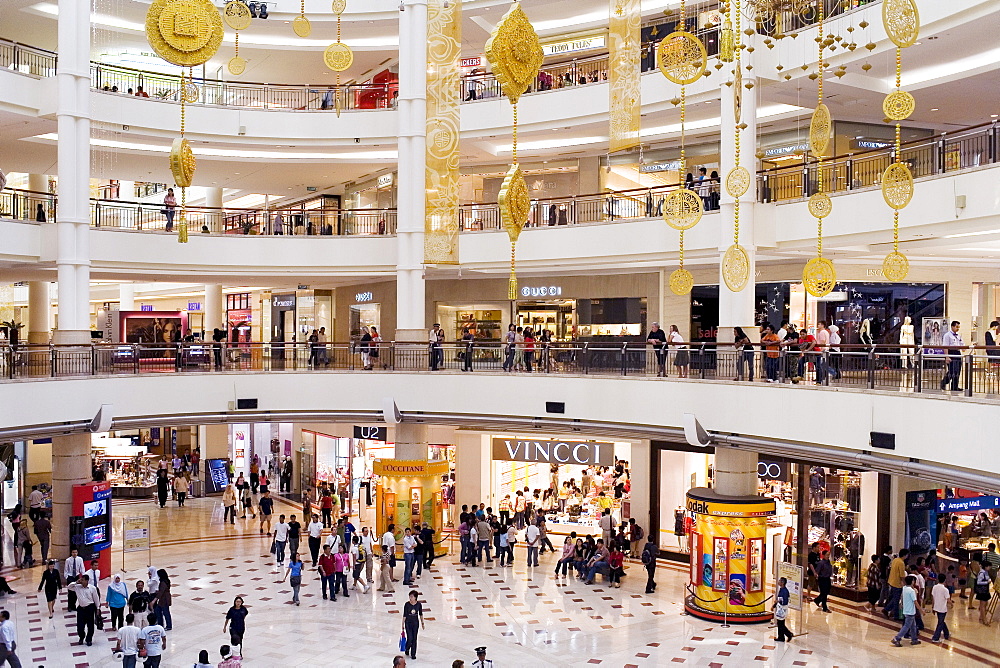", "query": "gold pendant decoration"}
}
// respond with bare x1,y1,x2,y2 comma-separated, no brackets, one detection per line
484,3,544,105
223,0,252,30
331,0,347,13
293,15,312,37
499,164,530,243
663,188,704,230
181,82,199,103
228,55,246,75
802,257,836,298
608,0,641,153
722,244,750,292
809,103,831,155
145,0,223,67
719,18,735,62
324,42,354,72
169,137,196,187
882,251,909,282
883,90,915,121
669,268,694,296
881,162,914,209
733,64,743,123
807,192,832,219
657,31,707,85
725,166,750,198
882,0,920,48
